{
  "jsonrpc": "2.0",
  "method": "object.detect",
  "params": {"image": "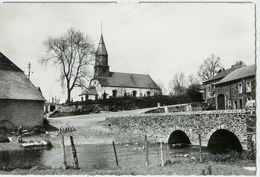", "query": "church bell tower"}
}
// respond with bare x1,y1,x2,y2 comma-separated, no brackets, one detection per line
94,33,109,78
